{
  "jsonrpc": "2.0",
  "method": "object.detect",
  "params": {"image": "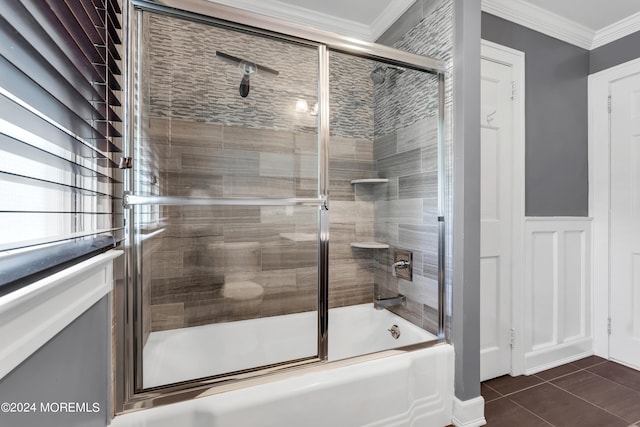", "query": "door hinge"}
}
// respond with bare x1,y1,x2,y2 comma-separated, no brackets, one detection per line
119,156,133,169
607,317,611,335
511,81,516,101
510,328,516,347
608,95,612,114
